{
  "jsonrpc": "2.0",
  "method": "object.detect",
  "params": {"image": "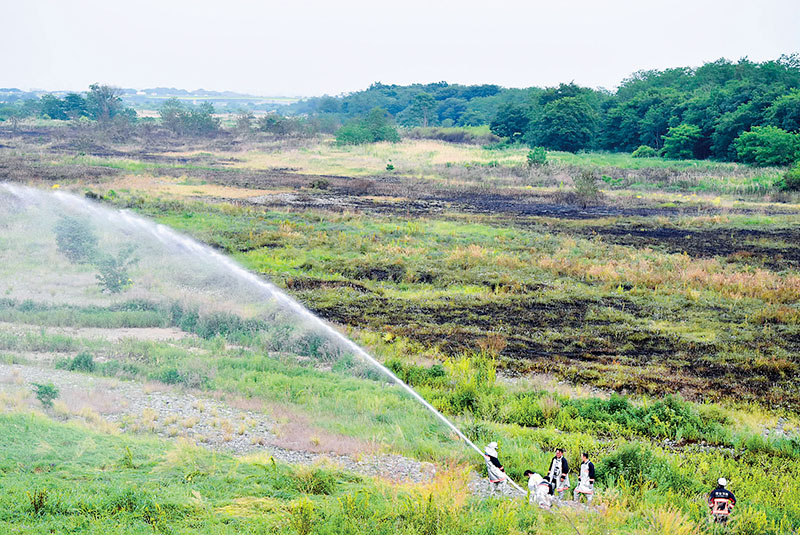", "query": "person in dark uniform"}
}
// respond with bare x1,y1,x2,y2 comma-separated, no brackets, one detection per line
708,478,736,522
